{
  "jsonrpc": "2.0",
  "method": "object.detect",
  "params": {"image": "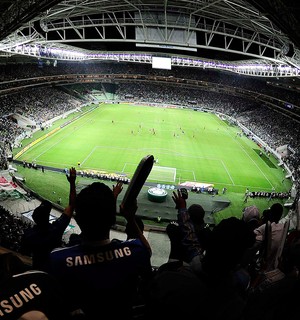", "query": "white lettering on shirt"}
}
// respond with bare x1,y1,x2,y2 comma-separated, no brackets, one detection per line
66,246,132,267
0,284,42,316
